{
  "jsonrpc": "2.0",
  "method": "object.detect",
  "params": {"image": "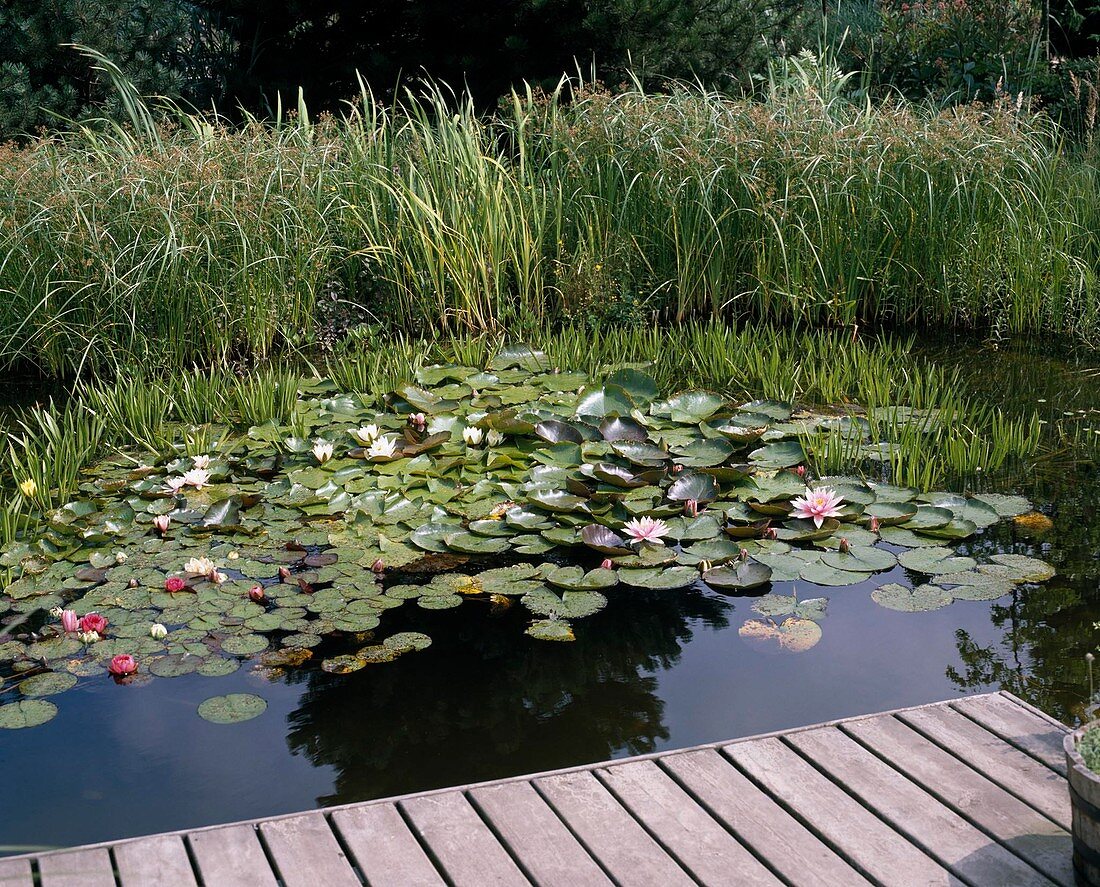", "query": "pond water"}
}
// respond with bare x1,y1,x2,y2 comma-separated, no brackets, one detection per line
0,342,1098,855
